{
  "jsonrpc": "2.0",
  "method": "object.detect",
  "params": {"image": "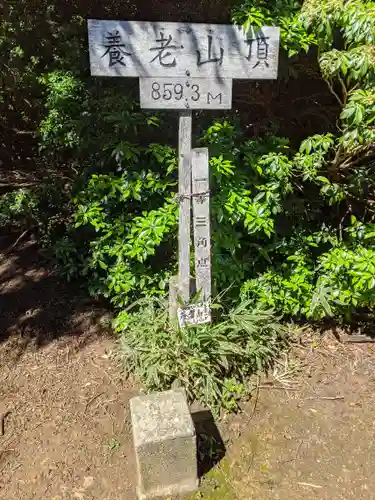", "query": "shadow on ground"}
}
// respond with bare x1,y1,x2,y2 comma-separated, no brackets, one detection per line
0,232,111,355
193,410,226,478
